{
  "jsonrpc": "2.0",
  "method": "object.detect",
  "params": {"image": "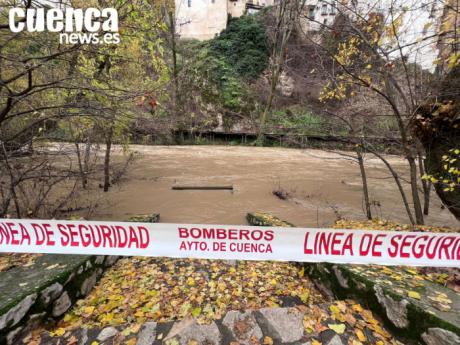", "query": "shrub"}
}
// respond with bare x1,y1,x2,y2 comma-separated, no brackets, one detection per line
210,15,269,80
